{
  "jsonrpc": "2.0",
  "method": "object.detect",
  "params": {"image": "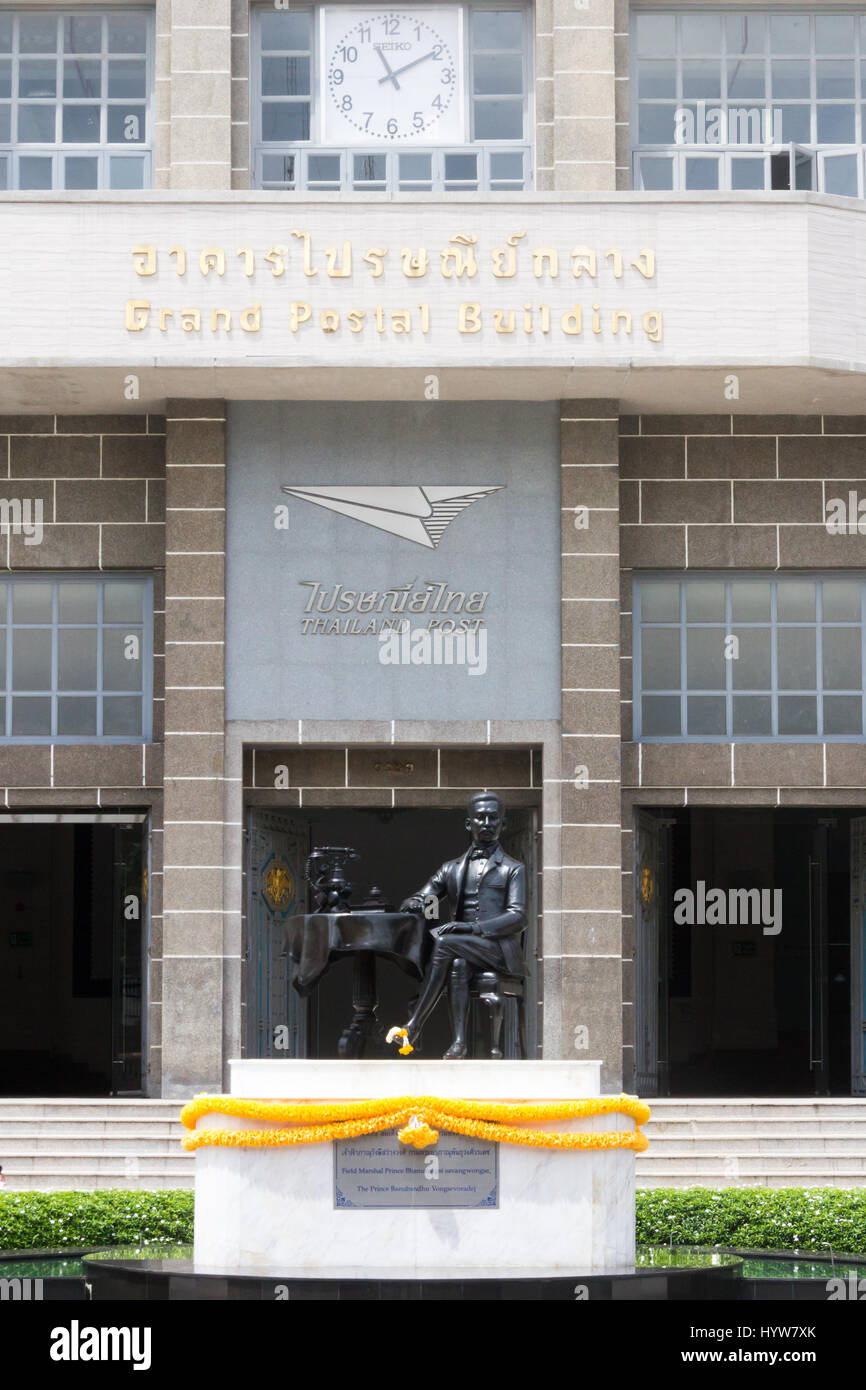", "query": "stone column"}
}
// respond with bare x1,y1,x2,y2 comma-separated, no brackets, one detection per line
551,0,617,191
168,0,233,190
161,400,227,1096
557,399,623,1089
